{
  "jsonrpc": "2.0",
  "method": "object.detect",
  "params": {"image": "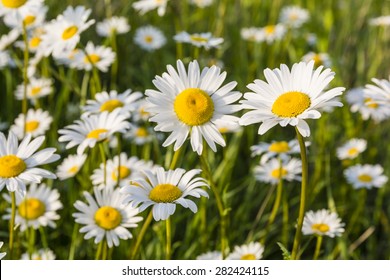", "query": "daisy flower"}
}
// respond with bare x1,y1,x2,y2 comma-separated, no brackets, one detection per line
134,25,166,52
190,0,214,8
173,31,224,50
58,109,130,155
96,16,130,37
14,27,45,53
279,5,310,28
0,50,13,69
369,15,390,26
240,61,345,137
0,242,5,260
196,251,222,260
53,48,81,68
73,186,142,248
216,122,241,134
344,164,388,189
132,99,151,122
91,153,153,189
226,242,264,260
146,59,242,155
0,132,59,196
41,5,95,58
302,209,345,237
72,41,115,72
256,24,286,44
21,248,56,260
121,167,209,221
126,125,155,145
364,77,390,102
2,183,62,231
250,139,301,163
56,154,87,180
132,0,169,16
0,0,42,17
10,108,52,140
82,89,143,116
302,52,331,68
240,27,261,42
254,157,302,185
14,77,53,103
3,2,47,30
336,138,367,160
0,29,20,51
